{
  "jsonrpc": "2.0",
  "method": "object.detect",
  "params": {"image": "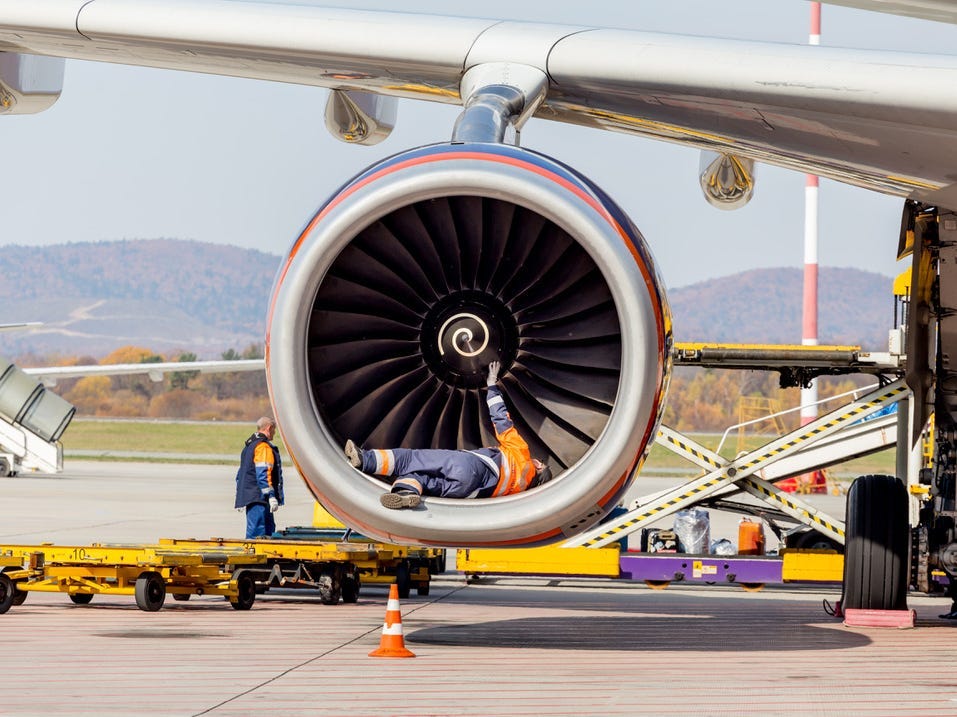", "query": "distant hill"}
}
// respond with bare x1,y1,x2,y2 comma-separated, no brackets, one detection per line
668,267,894,349
0,239,896,357
0,239,280,358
